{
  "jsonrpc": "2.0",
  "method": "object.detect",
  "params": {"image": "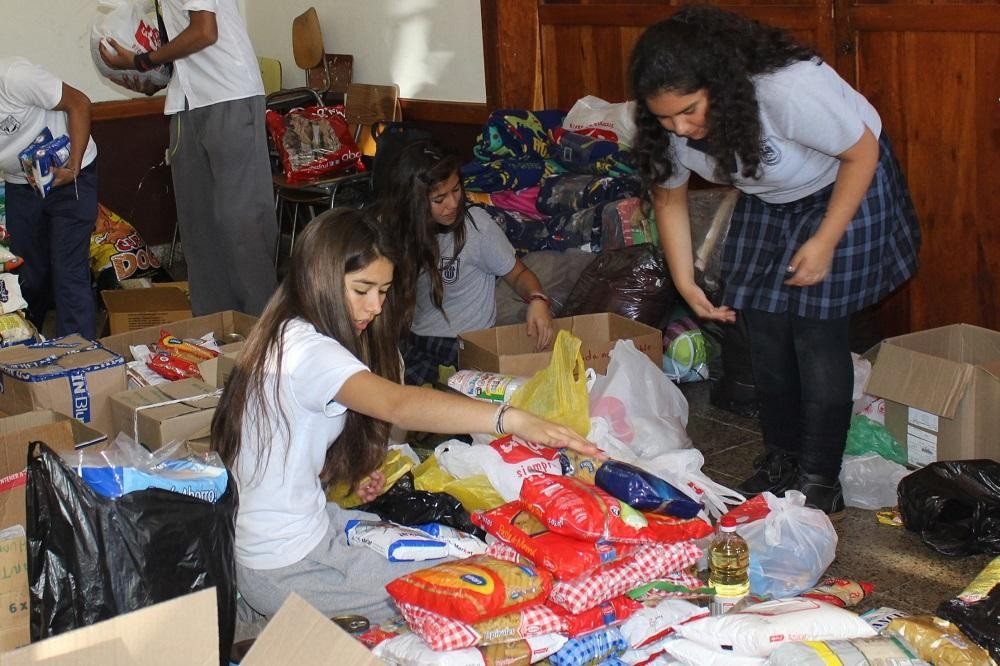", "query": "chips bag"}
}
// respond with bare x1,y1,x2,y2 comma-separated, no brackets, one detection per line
265,105,364,183
90,204,171,290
